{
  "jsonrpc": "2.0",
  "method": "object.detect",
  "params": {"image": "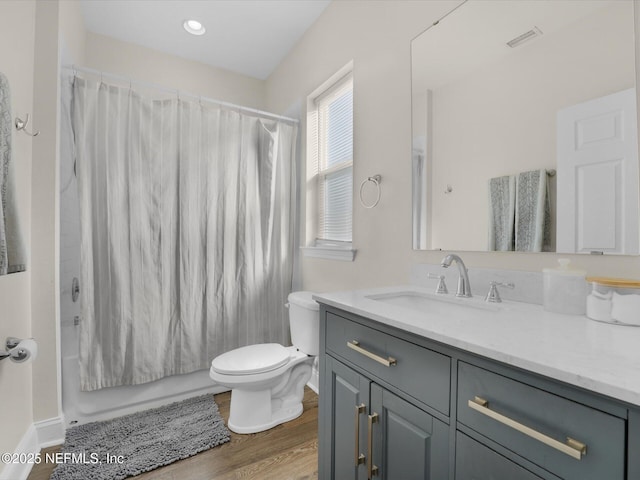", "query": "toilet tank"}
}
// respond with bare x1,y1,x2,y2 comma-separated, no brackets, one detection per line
287,291,319,356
